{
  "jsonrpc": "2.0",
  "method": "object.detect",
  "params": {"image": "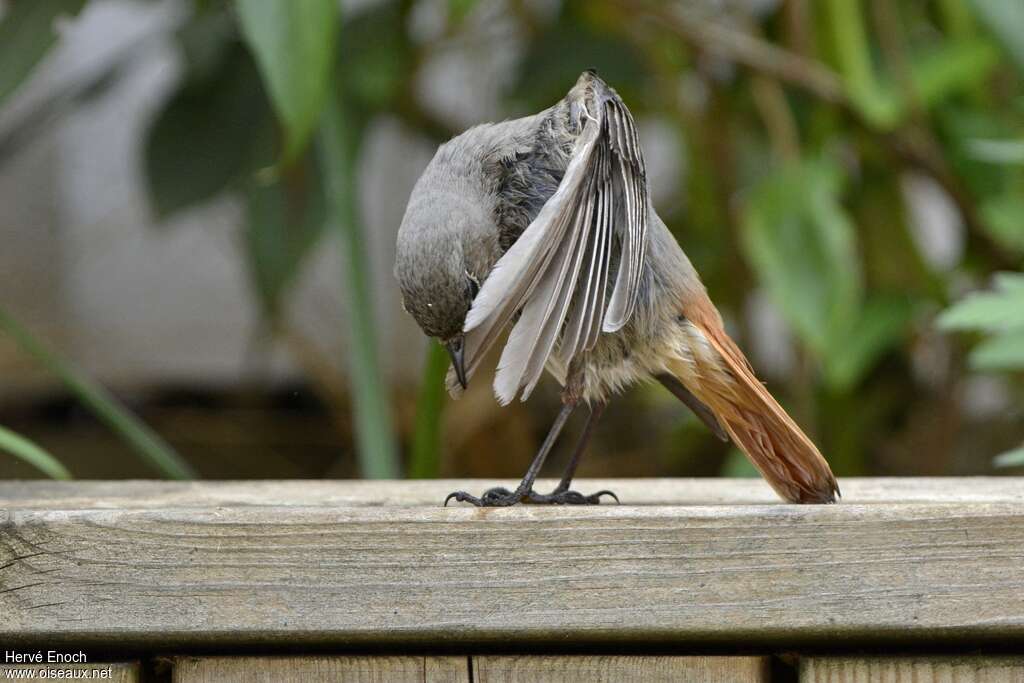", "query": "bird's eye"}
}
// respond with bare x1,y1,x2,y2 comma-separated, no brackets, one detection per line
466,273,480,300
